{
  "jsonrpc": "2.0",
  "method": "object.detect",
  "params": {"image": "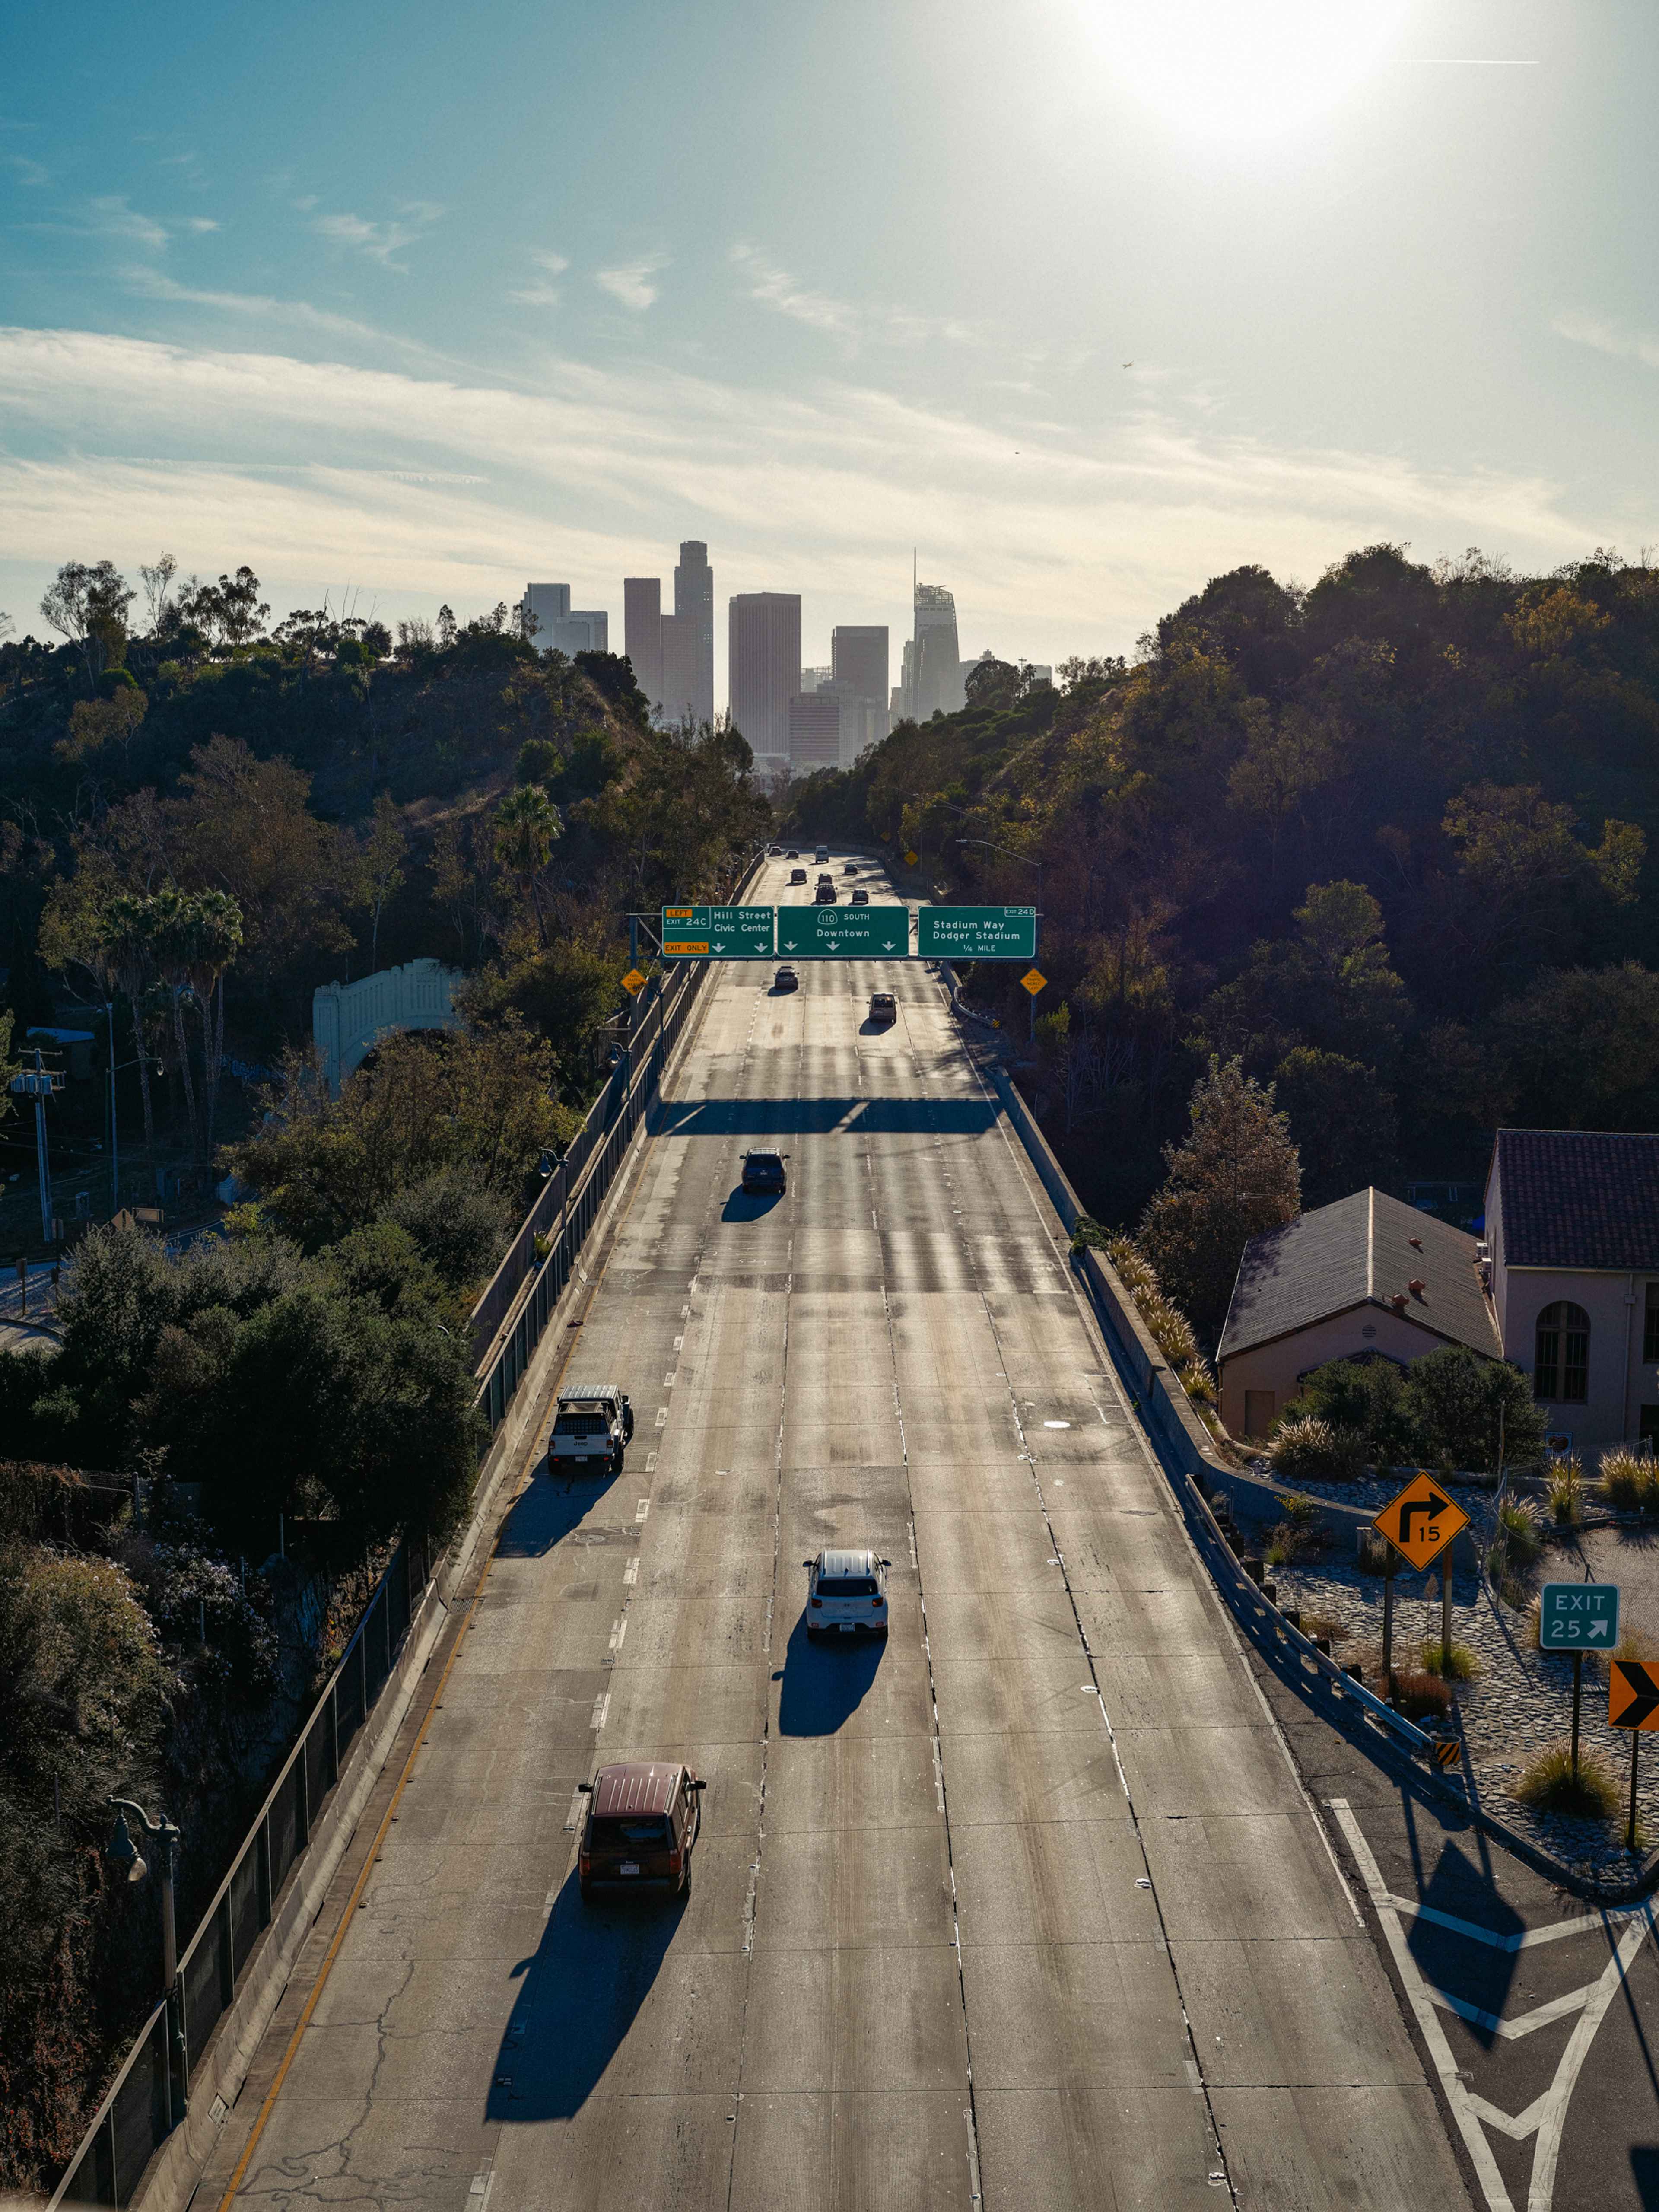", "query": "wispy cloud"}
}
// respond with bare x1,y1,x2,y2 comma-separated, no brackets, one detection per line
88,195,169,250
3,152,49,188
1552,309,1659,370
596,255,665,310
118,267,383,342
509,248,569,307
313,203,442,271
729,242,982,355
0,327,1616,664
